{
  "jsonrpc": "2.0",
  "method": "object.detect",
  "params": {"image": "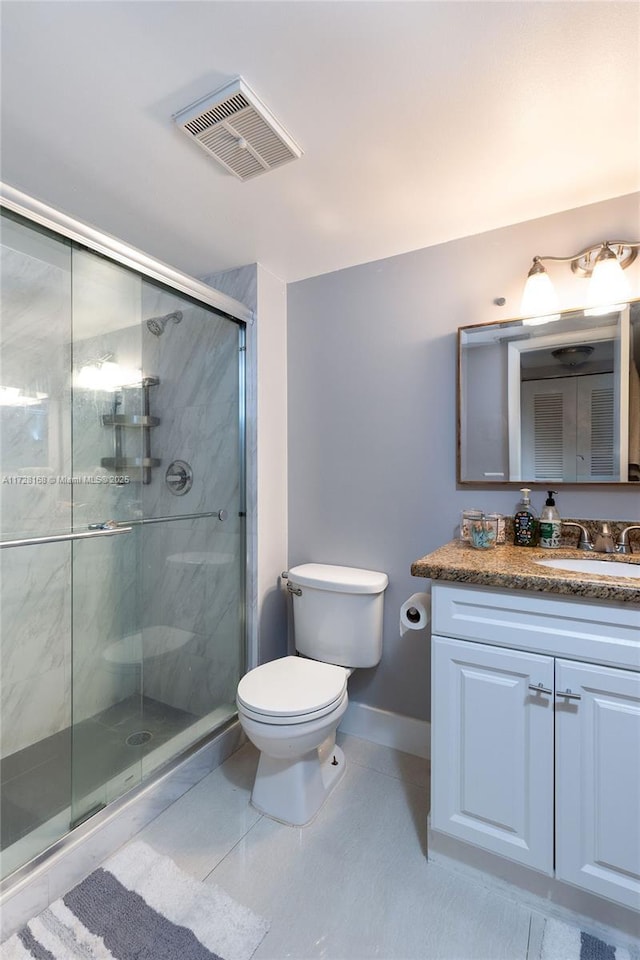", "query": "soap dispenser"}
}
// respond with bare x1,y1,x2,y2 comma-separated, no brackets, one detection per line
513,488,538,547
539,491,561,549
